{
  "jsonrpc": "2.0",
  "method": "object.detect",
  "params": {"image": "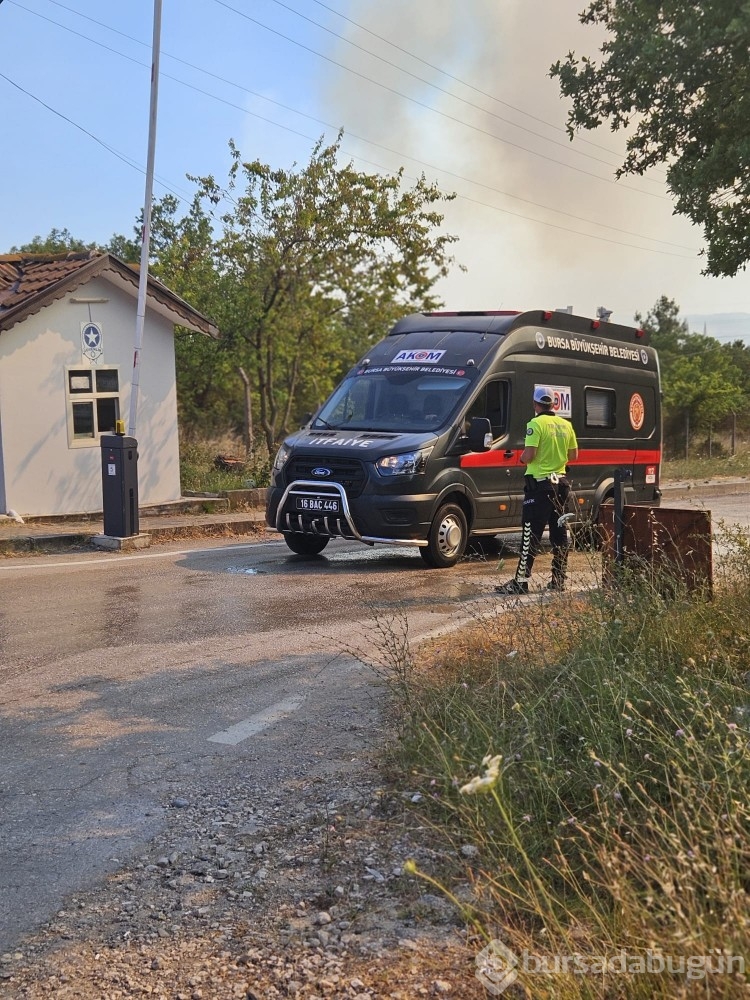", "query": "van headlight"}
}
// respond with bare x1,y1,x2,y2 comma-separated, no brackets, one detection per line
272,442,291,472
376,447,433,477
